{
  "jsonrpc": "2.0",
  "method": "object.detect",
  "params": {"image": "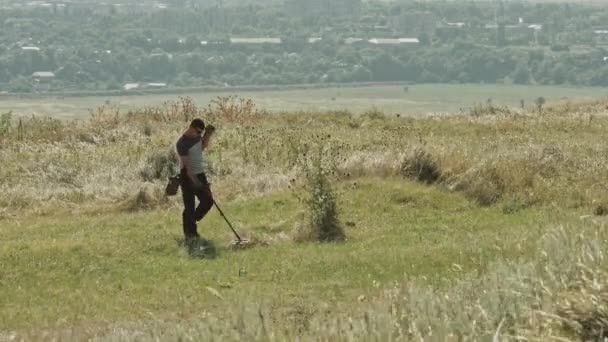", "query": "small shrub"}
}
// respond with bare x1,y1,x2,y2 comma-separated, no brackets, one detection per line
501,196,529,214
140,148,179,182
124,183,167,211
537,144,566,177
142,121,153,136
400,146,440,184
593,204,608,216
450,163,505,206
361,107,385,120
294,146,344,243
203,95,263,124
0,112,12,137
536,96,546,115
556,275,608,341
338,151,400,179
468,101,513,117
